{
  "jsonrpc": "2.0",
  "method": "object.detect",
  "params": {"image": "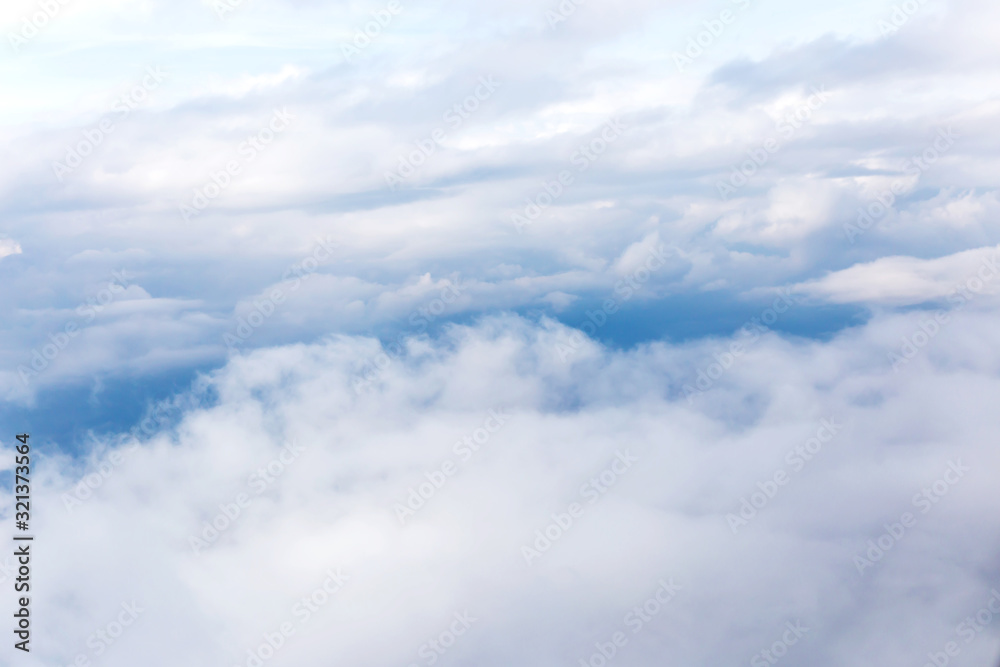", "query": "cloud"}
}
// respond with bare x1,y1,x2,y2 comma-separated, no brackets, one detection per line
0,0,997,377
1,2,1000,664
3,315,999,666
793,245,1000,305
0,238,21,260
